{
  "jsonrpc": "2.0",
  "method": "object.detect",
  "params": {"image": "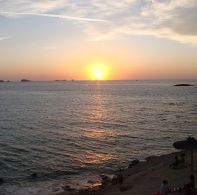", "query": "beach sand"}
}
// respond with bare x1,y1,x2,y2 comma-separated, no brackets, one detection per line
54,151,197,195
